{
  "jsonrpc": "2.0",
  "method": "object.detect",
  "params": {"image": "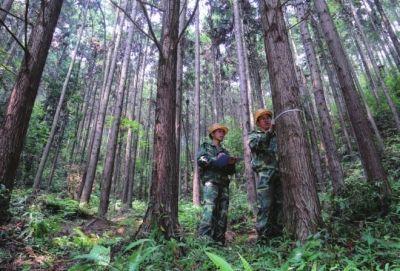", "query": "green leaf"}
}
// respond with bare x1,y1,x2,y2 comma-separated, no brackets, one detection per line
238,253,253,271
205,251,234,271
123,239,152,253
